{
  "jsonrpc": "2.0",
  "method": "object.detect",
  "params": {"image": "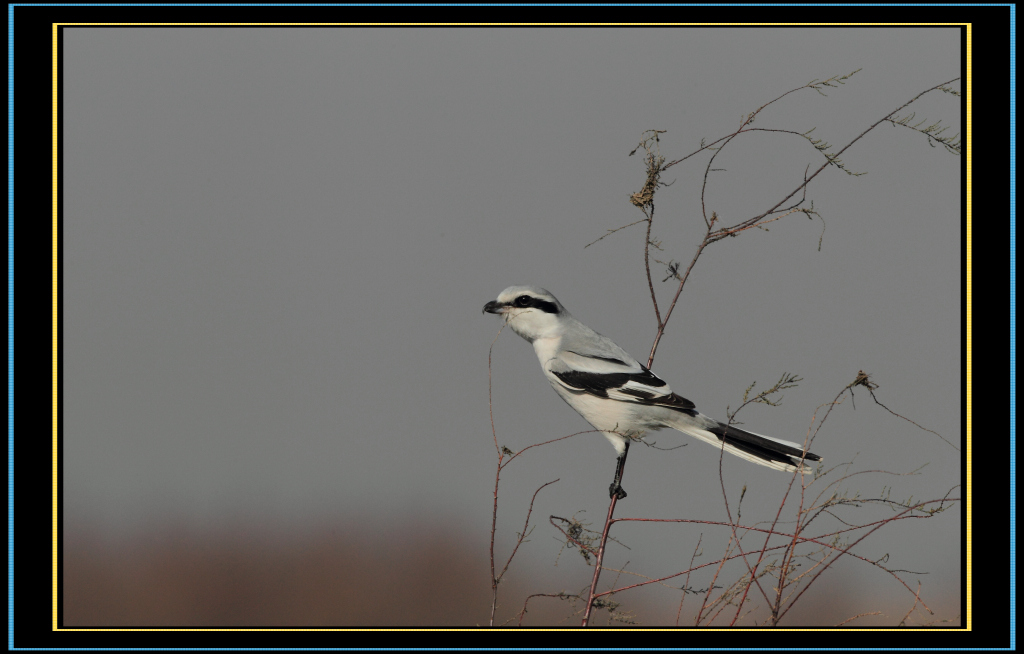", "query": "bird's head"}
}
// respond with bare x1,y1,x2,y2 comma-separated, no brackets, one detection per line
483,286,567,342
